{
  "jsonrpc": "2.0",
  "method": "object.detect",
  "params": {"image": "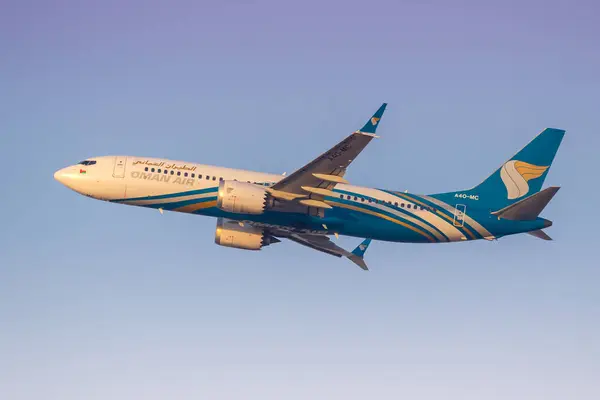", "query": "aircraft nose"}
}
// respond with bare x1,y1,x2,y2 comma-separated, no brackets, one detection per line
54,168,68,184
54,167,79,188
